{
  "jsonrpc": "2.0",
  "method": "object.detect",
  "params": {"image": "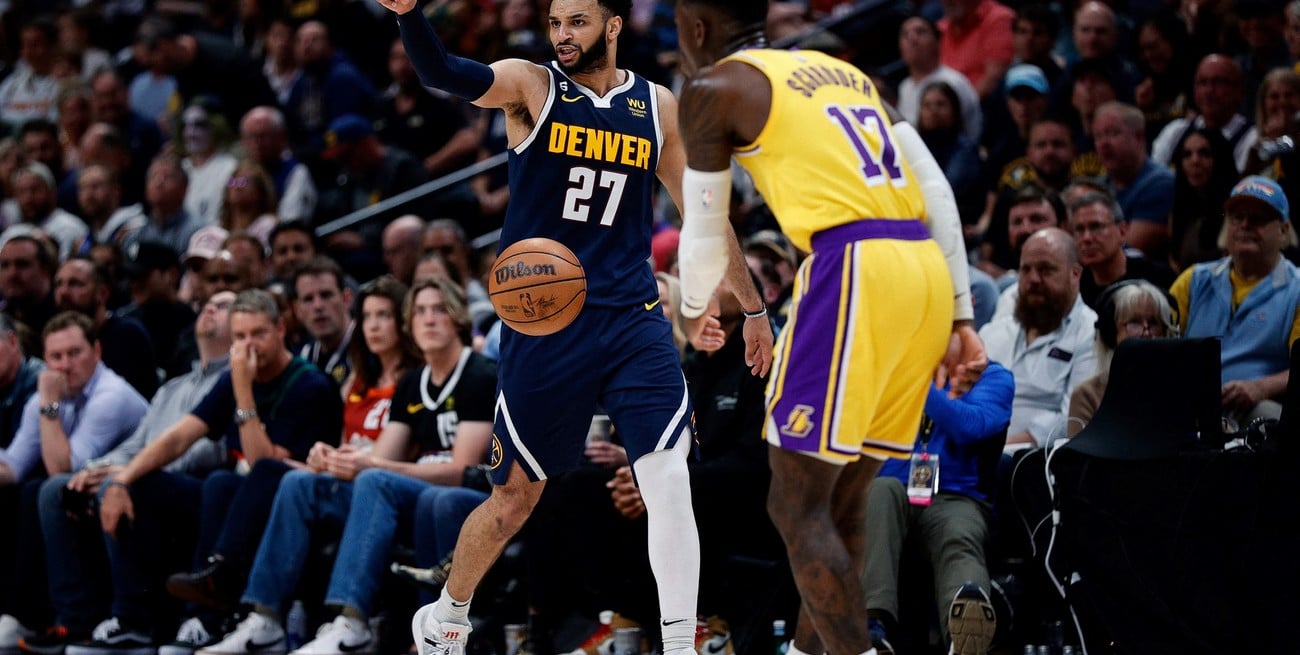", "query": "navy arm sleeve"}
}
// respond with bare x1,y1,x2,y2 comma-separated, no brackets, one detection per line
396,8,495,102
